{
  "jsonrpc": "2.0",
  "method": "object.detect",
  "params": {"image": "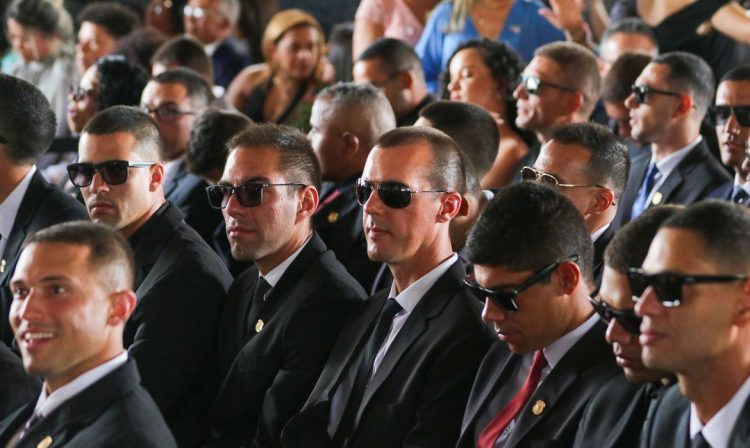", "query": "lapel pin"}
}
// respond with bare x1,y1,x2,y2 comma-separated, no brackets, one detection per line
0,259,5,273
327,212,339,224
532,400,546,415
255,319,264,333
652,192,663,205
37,436,53,448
